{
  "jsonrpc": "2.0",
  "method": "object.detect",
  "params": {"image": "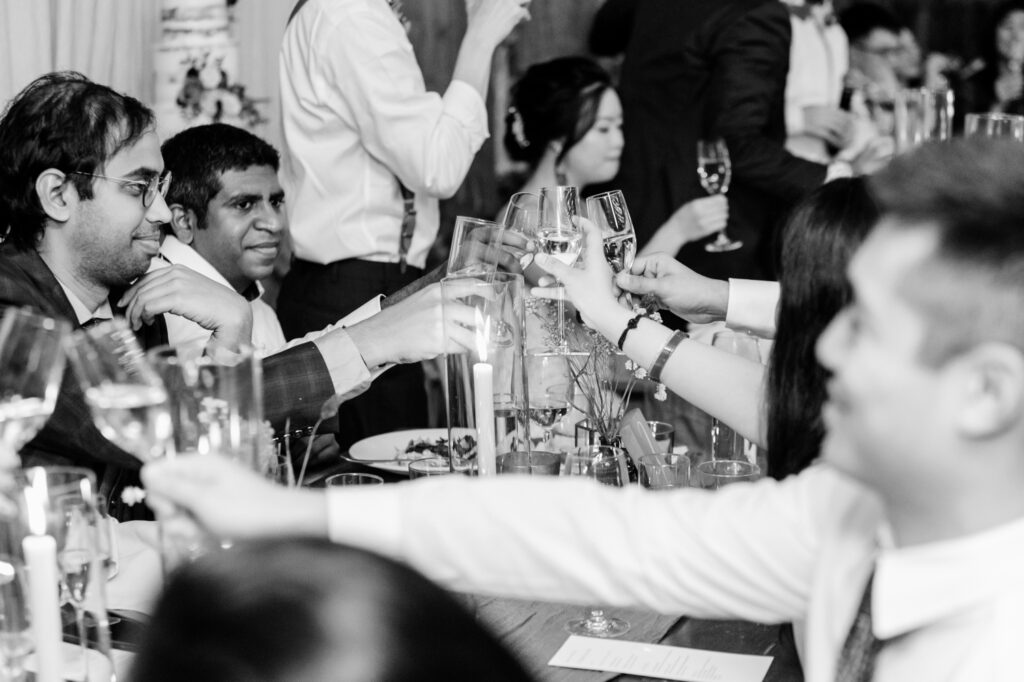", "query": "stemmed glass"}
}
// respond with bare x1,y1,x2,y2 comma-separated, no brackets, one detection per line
537,186,583,266
0,307,71,465
0,523,32,682
585,190,637,274
526,350,575,445
560,445,631,638
64,319,172,463
697,139,741,253
503,191,540,236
